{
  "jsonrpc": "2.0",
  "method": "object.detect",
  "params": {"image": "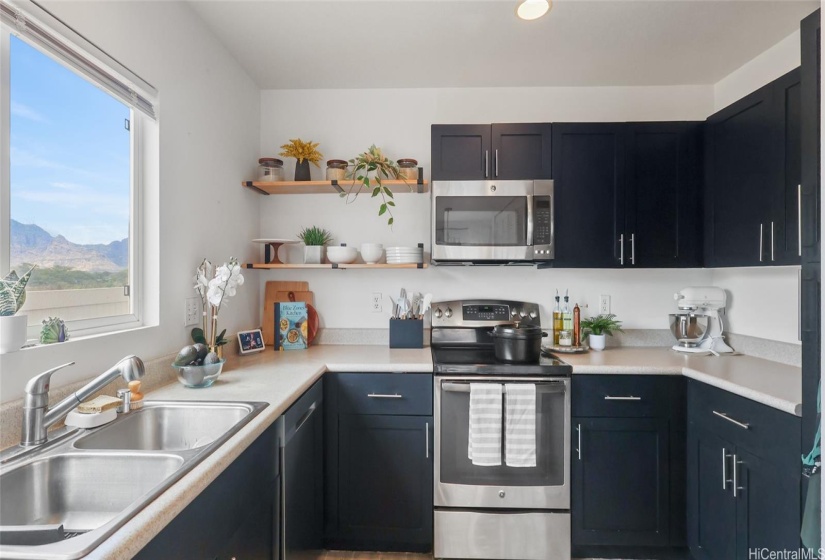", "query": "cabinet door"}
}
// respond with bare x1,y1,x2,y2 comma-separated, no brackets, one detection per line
704,84,776,267
772,69,802,265
431,125,492,180
552,123,626,268
335,414,433,552
220,487,275,560
734,448,801,559
625,122,703,268
572,417,669,546
687,425,737,560
801,10,821,262
491,123,552,179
